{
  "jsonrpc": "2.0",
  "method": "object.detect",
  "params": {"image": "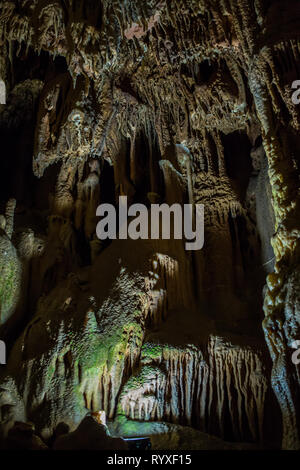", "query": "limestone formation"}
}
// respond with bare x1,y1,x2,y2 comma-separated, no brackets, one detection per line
0,0,299,450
